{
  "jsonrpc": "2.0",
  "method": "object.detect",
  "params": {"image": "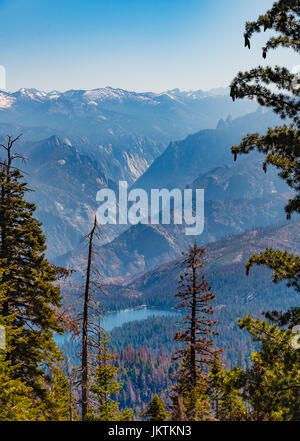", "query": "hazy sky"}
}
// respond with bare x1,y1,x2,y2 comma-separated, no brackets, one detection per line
0,0,298,92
